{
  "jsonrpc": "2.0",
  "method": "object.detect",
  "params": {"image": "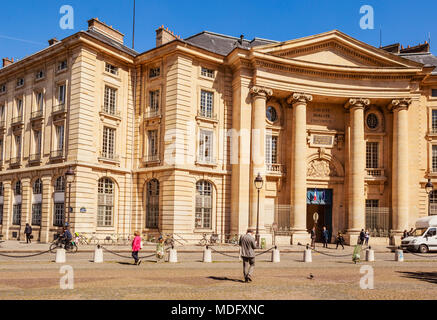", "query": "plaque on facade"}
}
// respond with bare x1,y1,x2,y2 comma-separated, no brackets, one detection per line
310,134,335,148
